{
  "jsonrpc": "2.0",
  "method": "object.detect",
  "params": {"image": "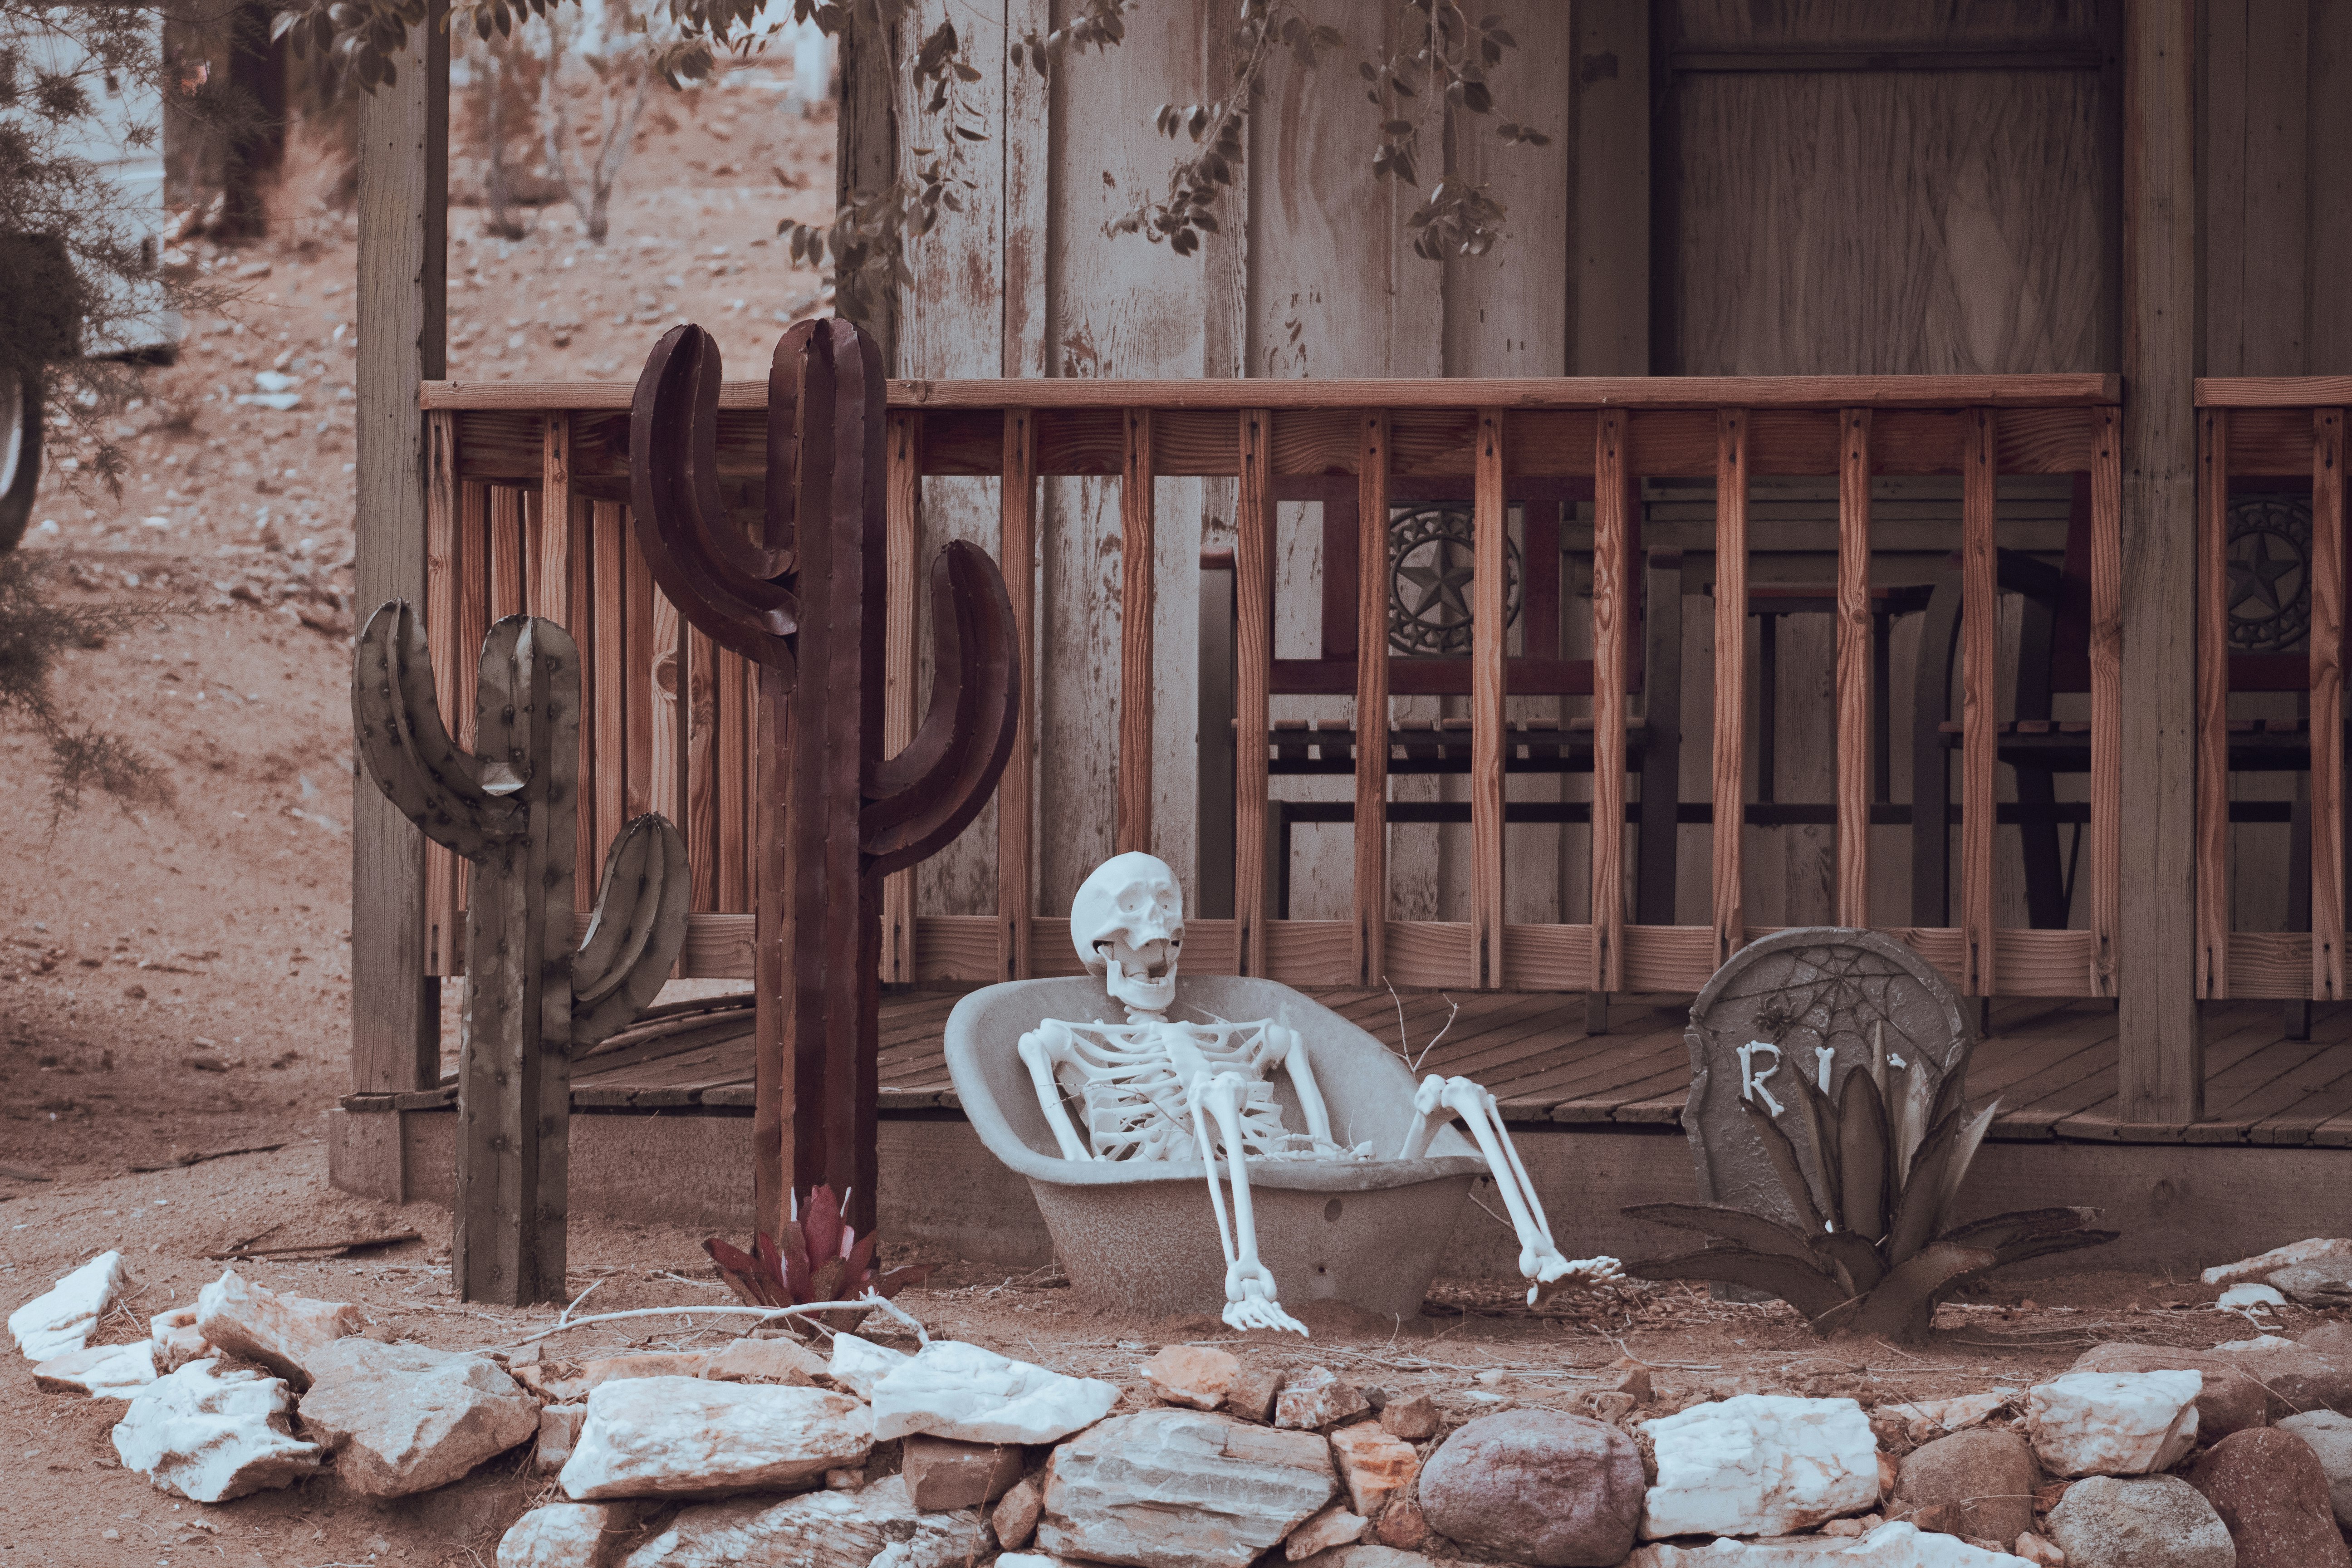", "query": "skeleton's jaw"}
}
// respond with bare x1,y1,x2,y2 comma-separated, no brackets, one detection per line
1102,941,1177,1018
